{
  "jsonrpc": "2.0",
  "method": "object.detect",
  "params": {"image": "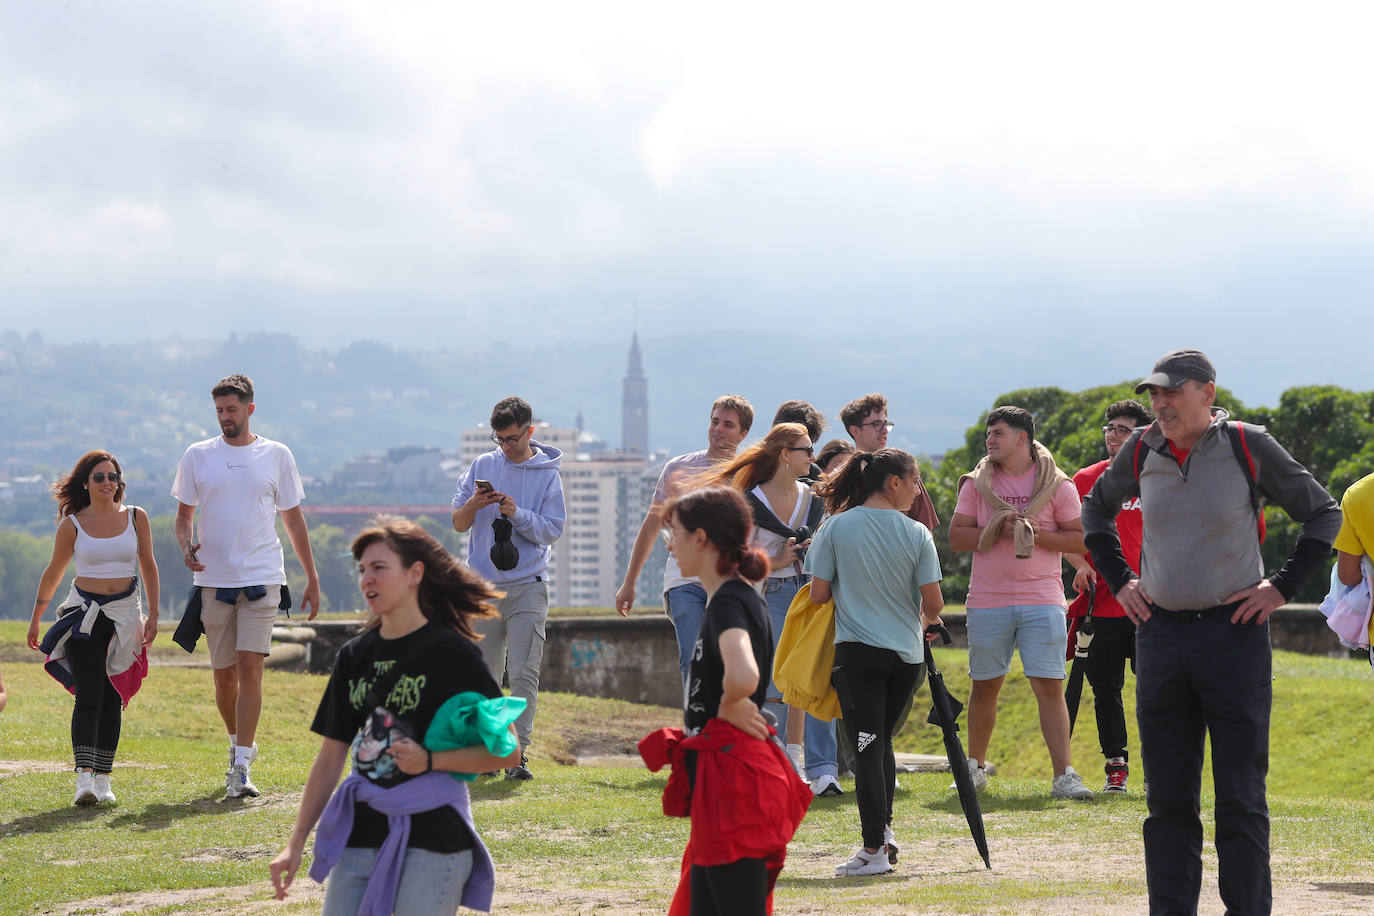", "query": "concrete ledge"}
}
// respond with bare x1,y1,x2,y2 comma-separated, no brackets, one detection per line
290,606,1360,706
